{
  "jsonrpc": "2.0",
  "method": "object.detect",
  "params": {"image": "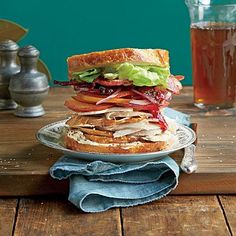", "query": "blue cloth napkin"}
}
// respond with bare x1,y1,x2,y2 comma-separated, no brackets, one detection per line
164,107,190,126
50,157,179,212
50,108,190,213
